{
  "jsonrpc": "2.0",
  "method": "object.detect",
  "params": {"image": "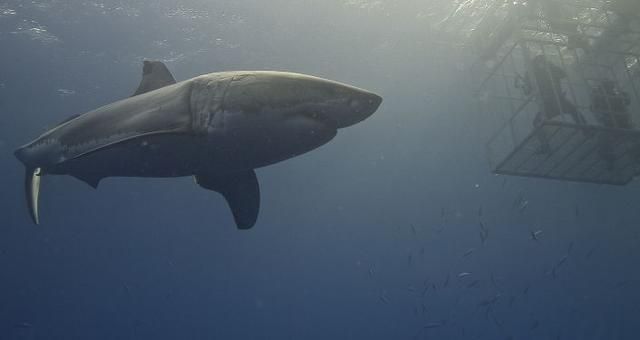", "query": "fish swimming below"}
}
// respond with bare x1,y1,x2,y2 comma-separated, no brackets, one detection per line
14,60,383,229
